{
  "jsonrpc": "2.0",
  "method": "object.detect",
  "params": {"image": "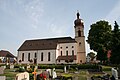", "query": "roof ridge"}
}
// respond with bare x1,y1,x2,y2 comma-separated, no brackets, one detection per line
26,36,73,41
